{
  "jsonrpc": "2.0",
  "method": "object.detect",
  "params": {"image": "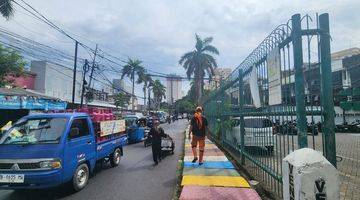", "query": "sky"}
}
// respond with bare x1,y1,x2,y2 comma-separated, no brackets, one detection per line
1,0,360,102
